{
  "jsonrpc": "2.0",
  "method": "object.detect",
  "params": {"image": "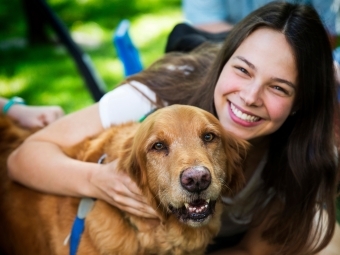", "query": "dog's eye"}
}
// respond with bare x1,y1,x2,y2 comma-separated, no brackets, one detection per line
203,133,215,142
153,142,165,150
